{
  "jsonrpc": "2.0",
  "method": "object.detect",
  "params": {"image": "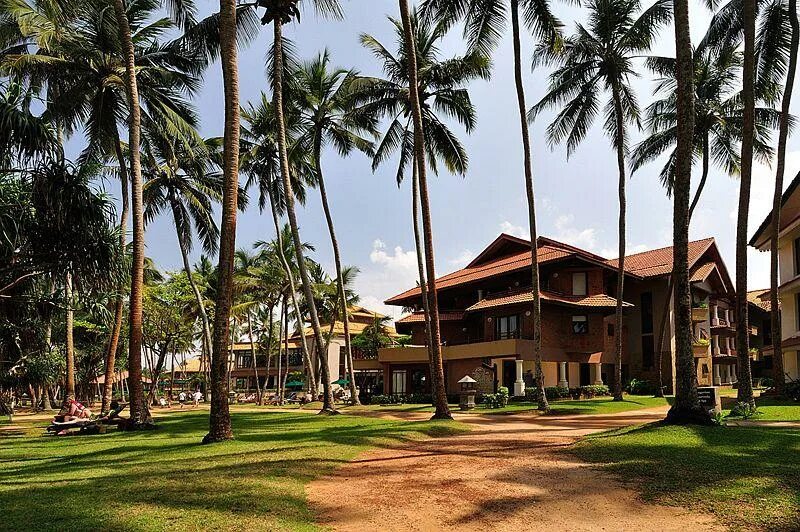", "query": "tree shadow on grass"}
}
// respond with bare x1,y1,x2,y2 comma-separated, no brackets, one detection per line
0,409,463,530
